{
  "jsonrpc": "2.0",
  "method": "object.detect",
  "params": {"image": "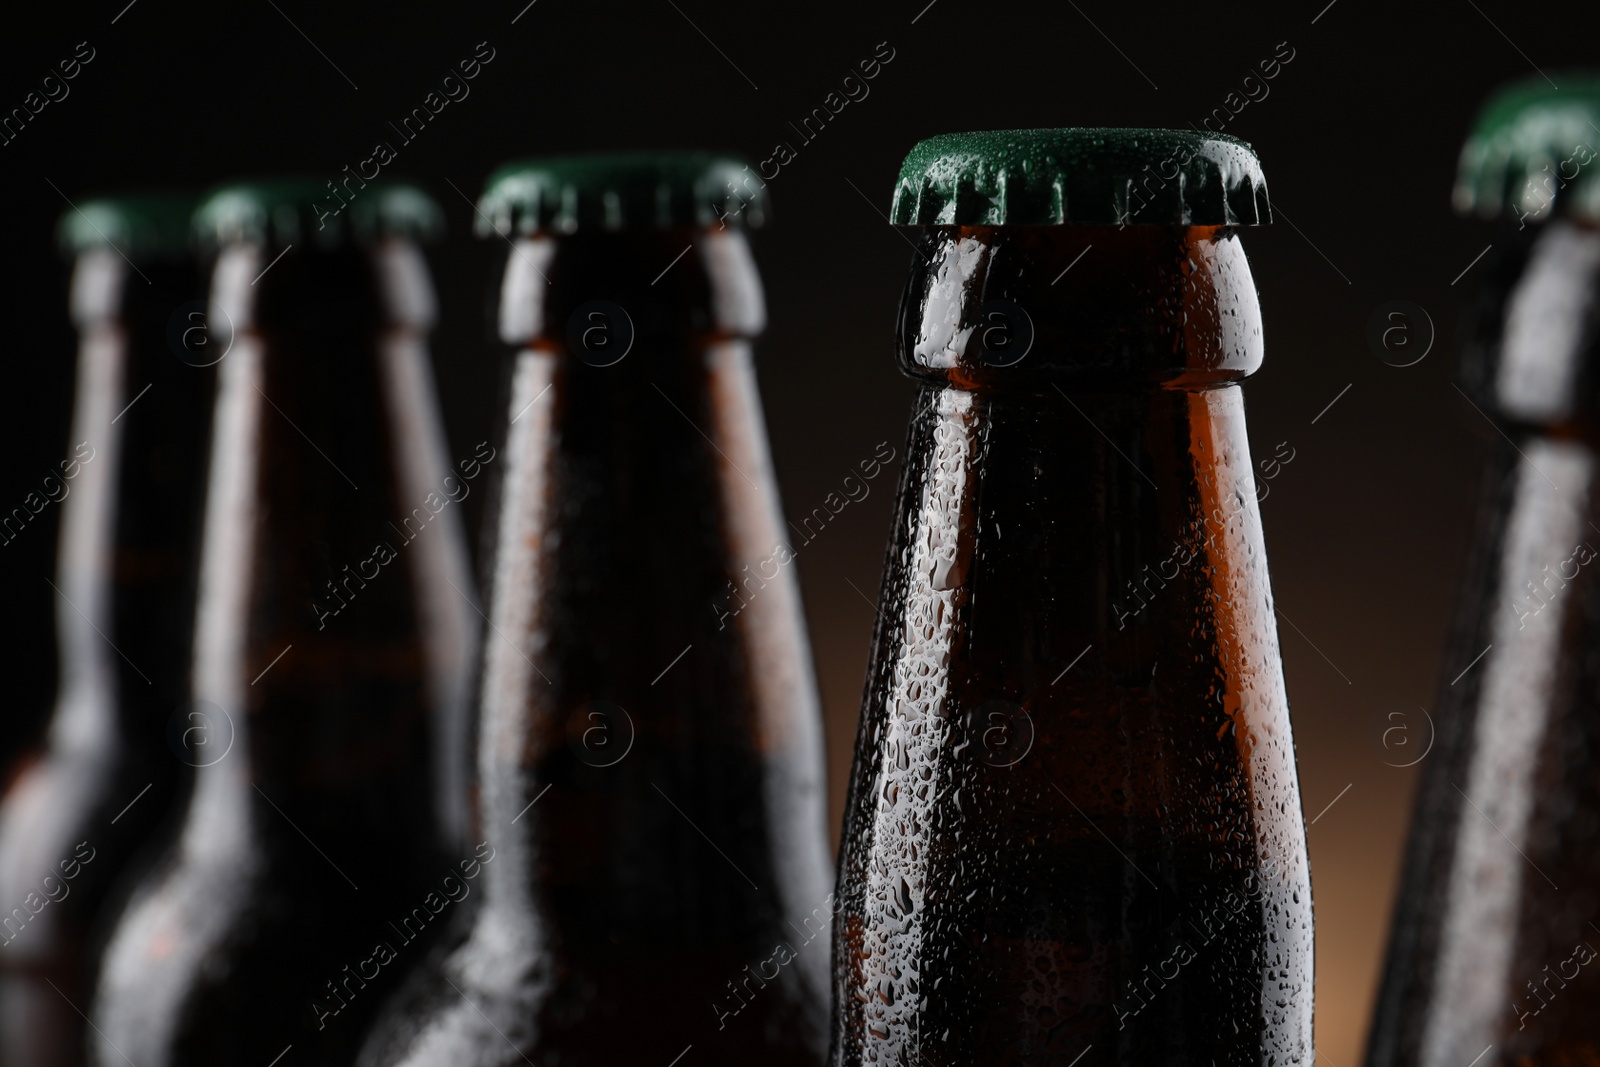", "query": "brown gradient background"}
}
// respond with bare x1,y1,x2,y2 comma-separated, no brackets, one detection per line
0,2,1586,1063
